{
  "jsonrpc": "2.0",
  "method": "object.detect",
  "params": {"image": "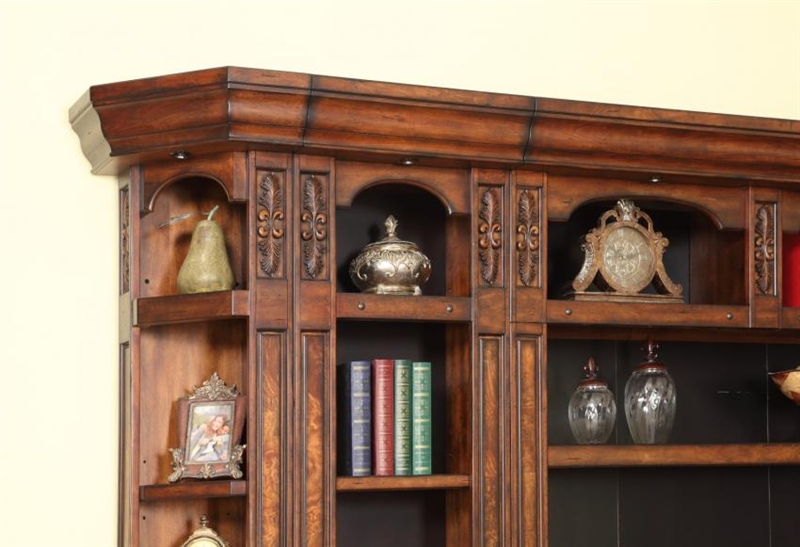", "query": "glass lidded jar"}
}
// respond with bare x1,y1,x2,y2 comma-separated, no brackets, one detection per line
568,357,617,444
624,339,677,444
